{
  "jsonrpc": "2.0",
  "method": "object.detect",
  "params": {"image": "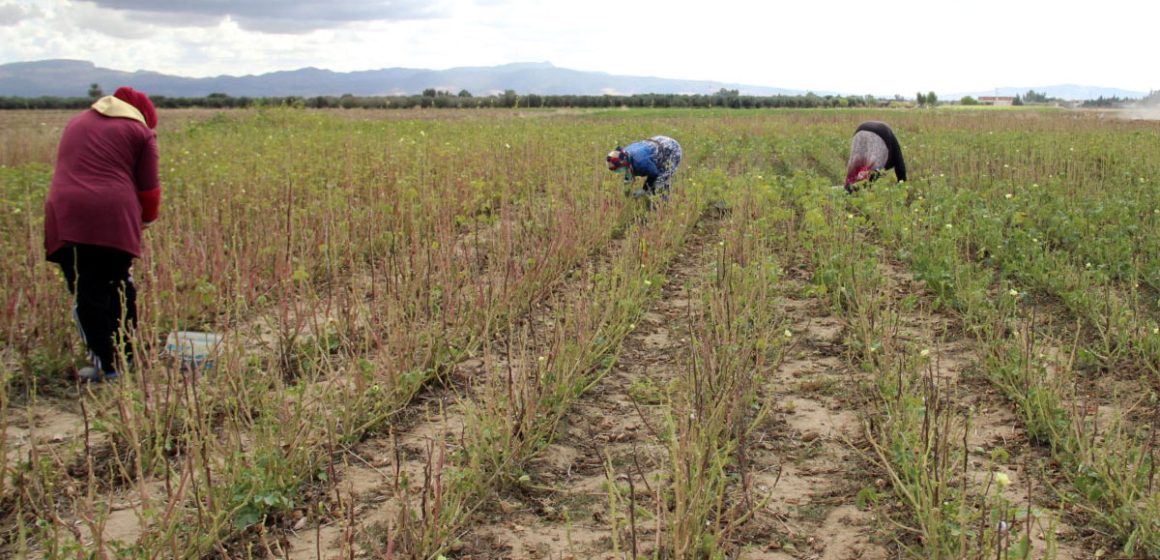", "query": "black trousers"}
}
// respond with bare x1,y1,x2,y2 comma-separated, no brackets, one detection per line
49,245,137,373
